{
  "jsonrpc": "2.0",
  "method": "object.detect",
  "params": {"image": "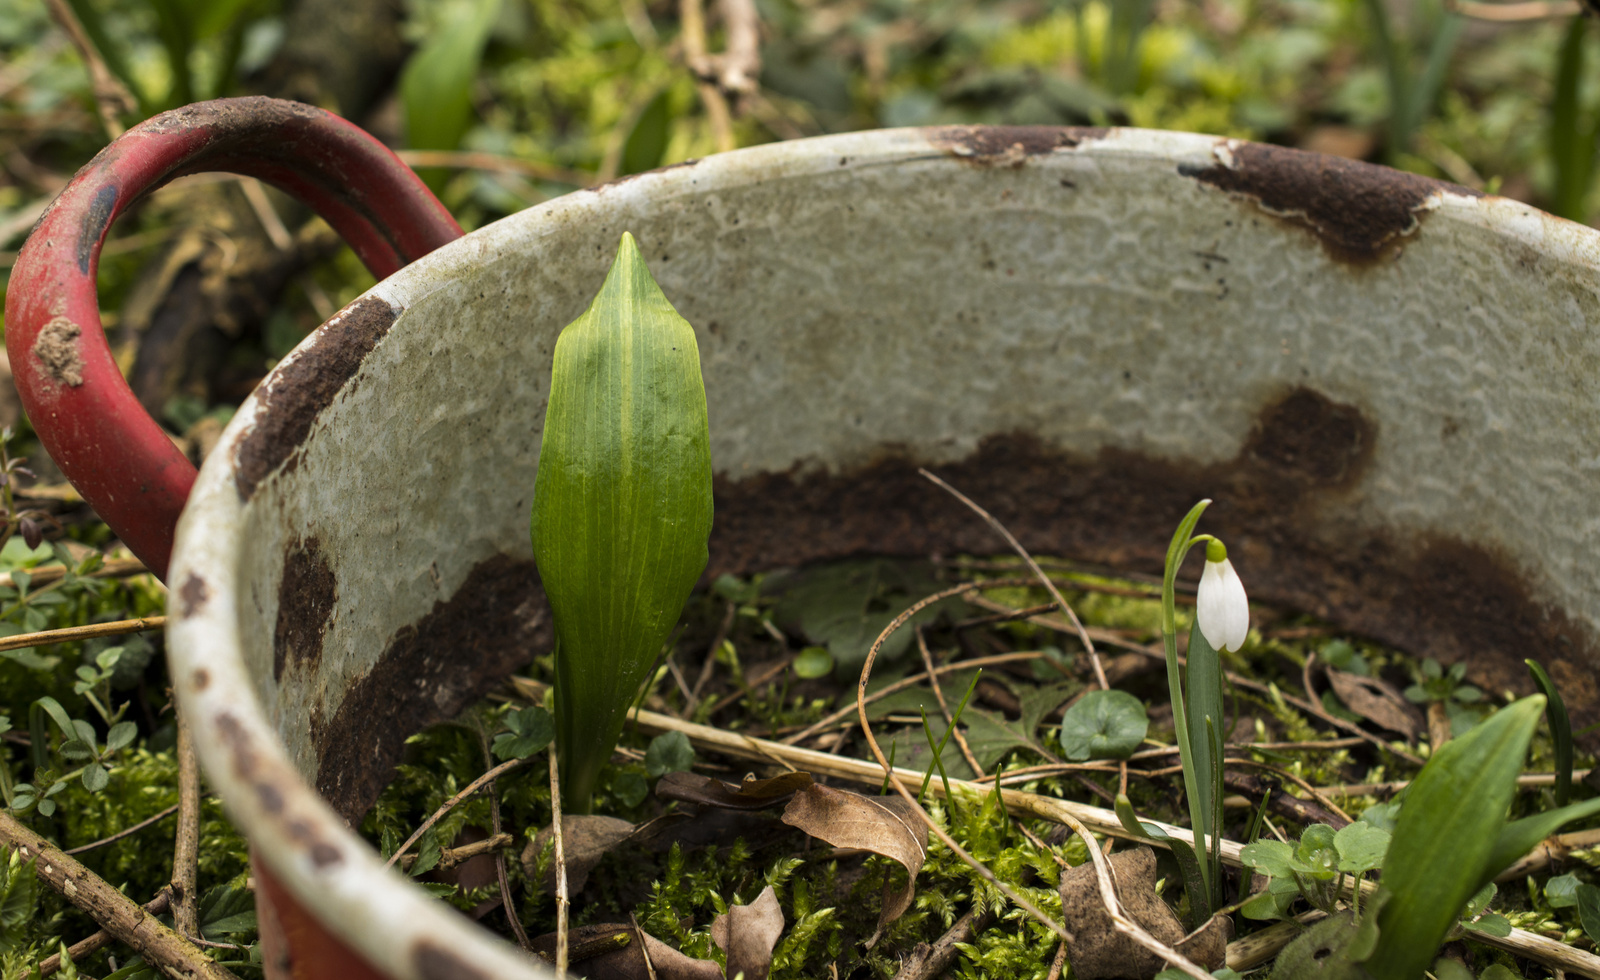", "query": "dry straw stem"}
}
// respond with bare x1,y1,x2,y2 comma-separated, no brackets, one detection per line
0,556,145,590
0,615,165,653
395,150,595,187
1449,0,1580,17
42,0,136,138
0,811,239,980
1497,827,1600,881
550,747,570,978
399,832,514,872
918,469,1111,690
678,0,736,153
